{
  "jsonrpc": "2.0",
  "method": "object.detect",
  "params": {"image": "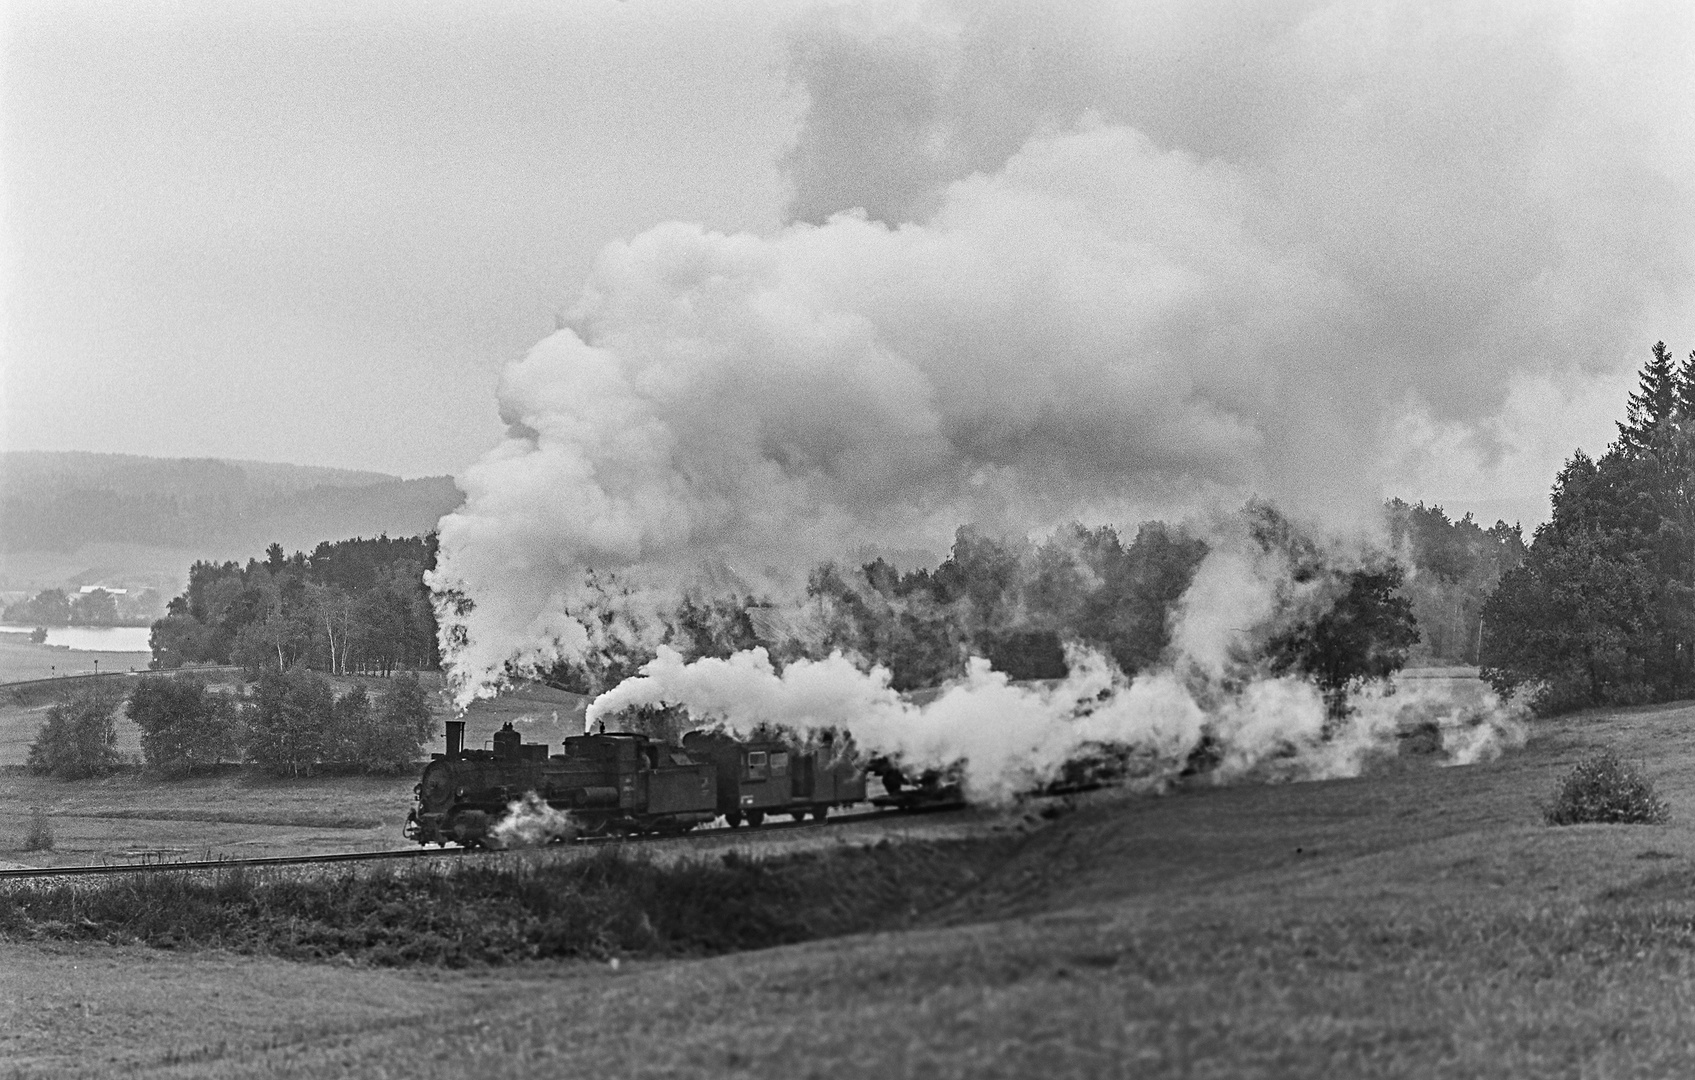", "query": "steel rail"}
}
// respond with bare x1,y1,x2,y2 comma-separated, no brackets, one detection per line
0,845,471,881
